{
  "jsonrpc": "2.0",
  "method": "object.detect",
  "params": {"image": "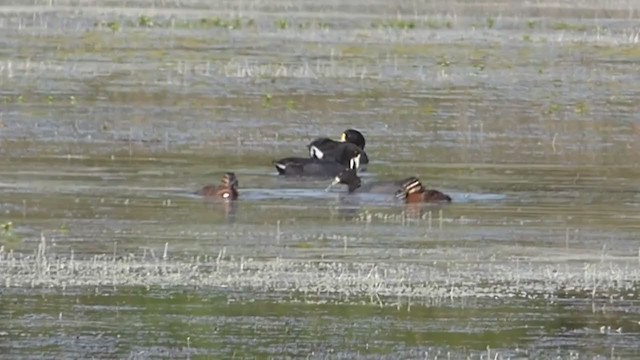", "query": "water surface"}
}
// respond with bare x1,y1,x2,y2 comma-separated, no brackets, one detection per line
1,0,640,358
